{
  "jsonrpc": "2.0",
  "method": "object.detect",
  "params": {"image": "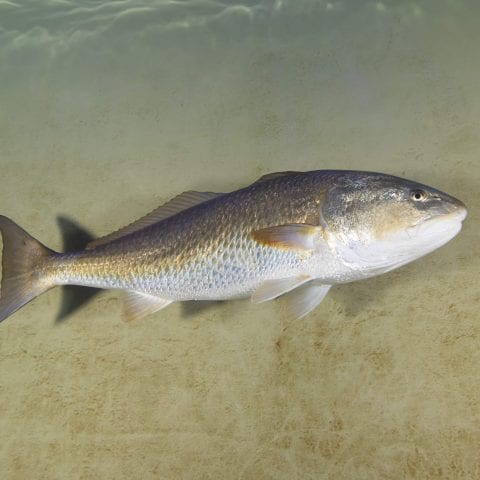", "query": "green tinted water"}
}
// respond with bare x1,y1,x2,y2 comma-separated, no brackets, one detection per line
0,1,479,478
